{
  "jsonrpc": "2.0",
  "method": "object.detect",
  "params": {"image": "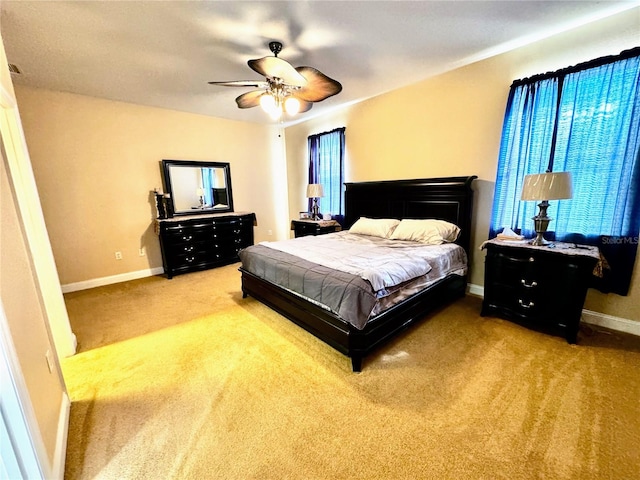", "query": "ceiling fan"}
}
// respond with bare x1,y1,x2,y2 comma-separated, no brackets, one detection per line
208,41,342,120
